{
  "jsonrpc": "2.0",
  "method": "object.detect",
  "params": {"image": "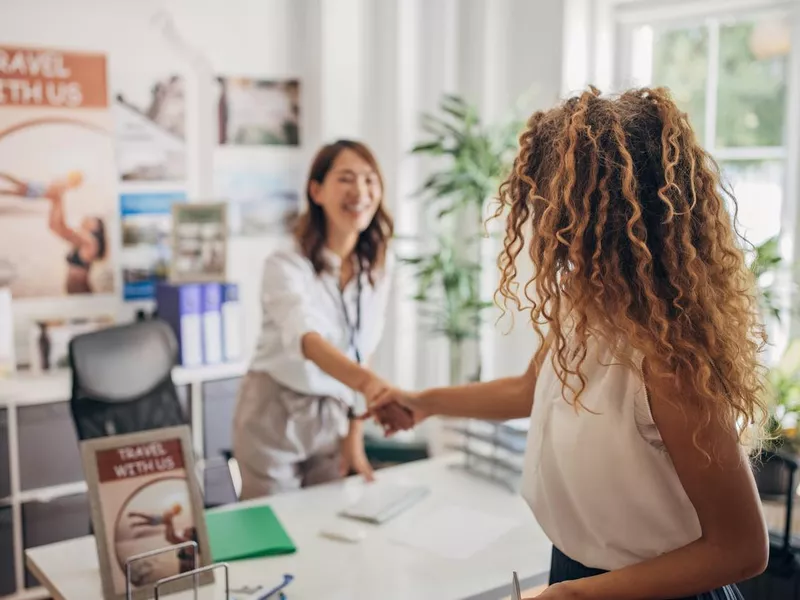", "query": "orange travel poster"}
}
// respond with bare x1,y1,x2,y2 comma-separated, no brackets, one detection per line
0,45,116,298
0,45,108,108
